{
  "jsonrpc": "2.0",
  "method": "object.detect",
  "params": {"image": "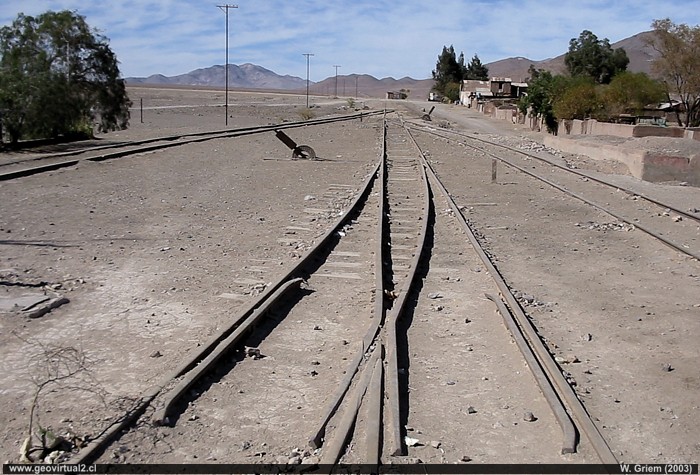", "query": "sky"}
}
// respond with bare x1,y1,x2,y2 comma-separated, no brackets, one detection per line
2,1,700,81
